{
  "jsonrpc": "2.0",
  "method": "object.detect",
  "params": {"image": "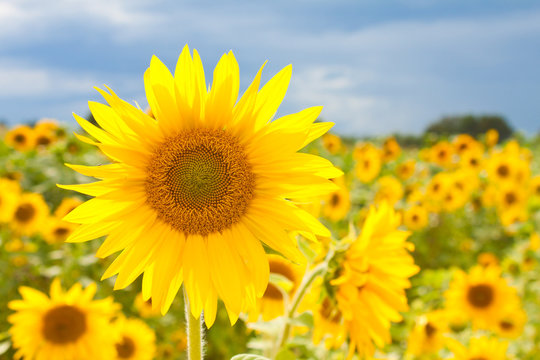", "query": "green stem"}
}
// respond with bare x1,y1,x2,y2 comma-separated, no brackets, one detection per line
184,287,204,360
276,261,327,352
